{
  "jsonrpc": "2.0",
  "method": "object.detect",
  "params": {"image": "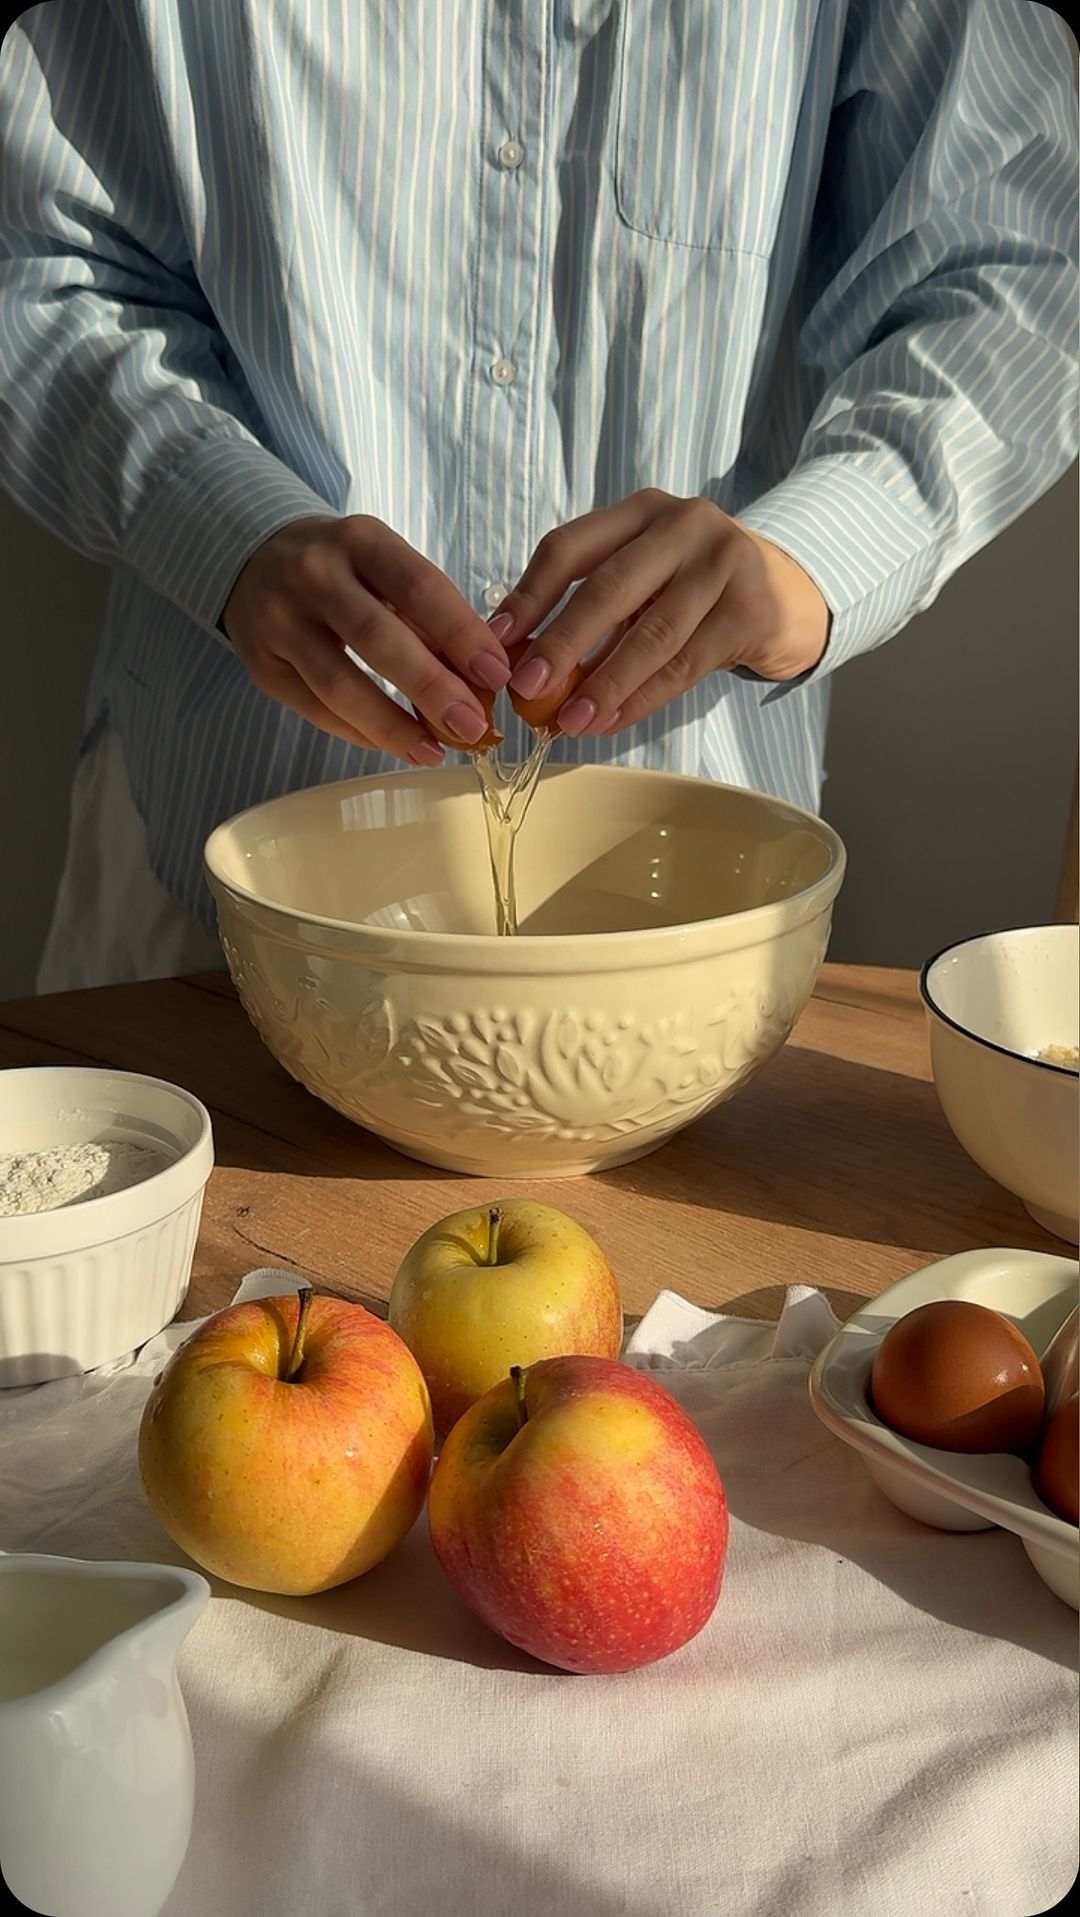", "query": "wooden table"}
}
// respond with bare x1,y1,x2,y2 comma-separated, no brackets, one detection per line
0,964,1060,1325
